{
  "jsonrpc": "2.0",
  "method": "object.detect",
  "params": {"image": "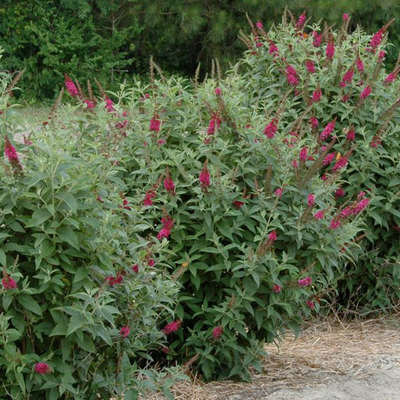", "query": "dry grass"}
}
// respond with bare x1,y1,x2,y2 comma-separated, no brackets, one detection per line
143,315,400,400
